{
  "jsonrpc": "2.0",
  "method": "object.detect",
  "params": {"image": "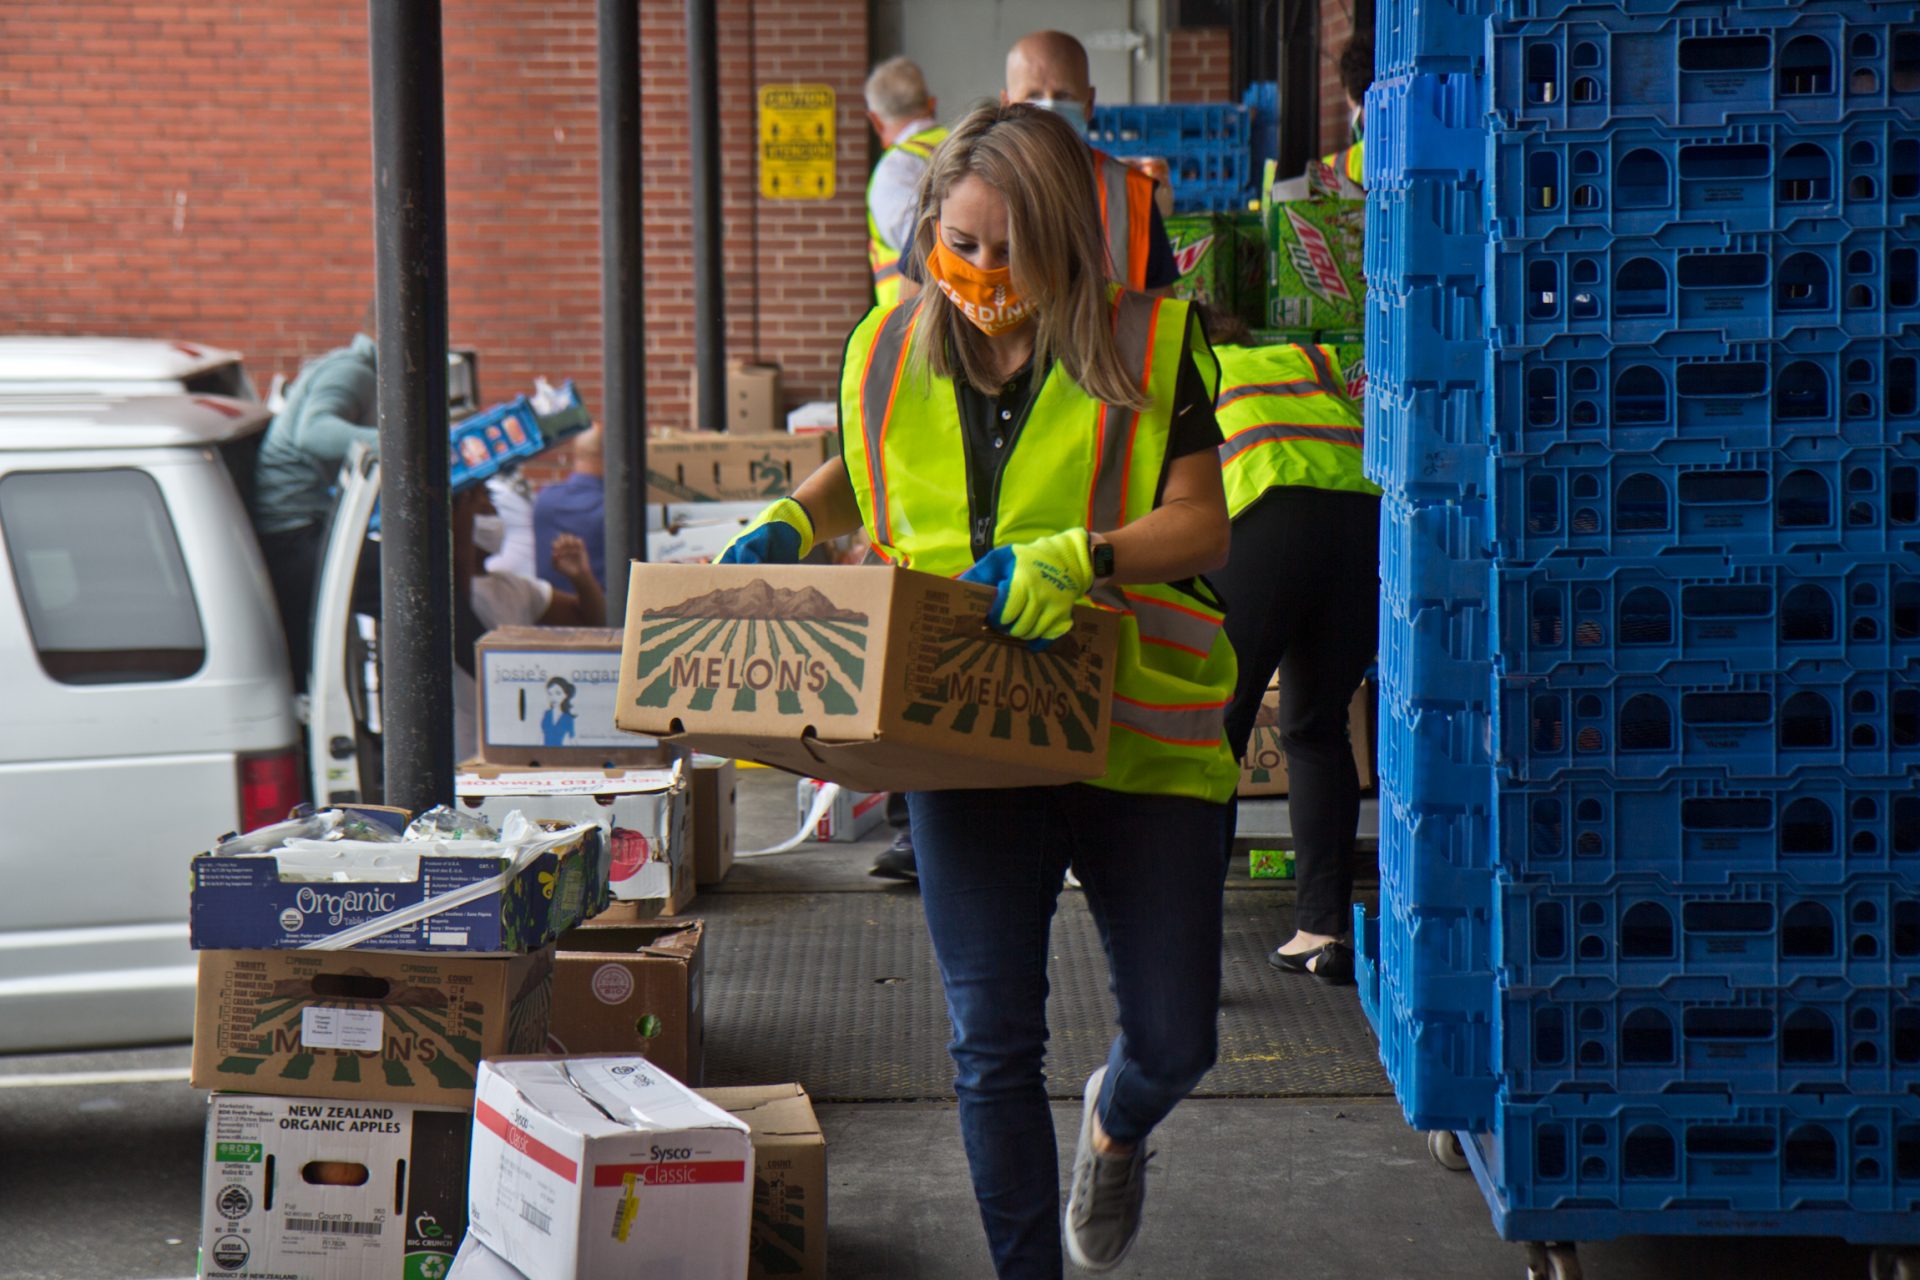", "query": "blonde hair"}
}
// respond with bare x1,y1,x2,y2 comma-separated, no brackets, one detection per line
904,102,1147,409
864,56,932,122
